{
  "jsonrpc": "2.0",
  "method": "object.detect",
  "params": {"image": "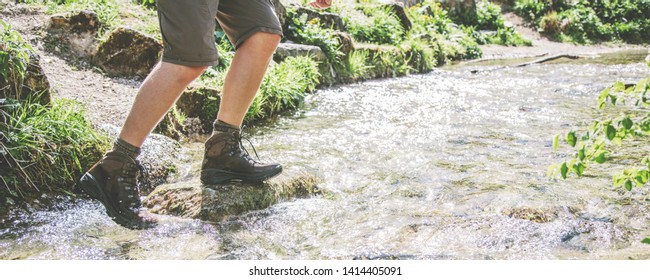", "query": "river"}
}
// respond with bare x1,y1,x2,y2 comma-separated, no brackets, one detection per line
1,49,649,260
